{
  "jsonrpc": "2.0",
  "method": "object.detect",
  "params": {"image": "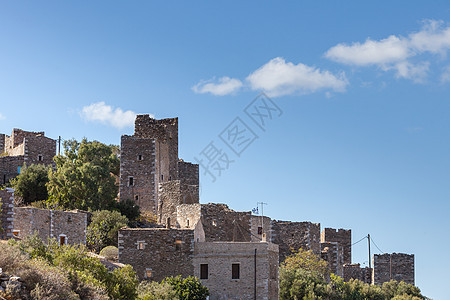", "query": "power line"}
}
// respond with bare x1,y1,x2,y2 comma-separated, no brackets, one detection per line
370,236,385,254
352,235,367,246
